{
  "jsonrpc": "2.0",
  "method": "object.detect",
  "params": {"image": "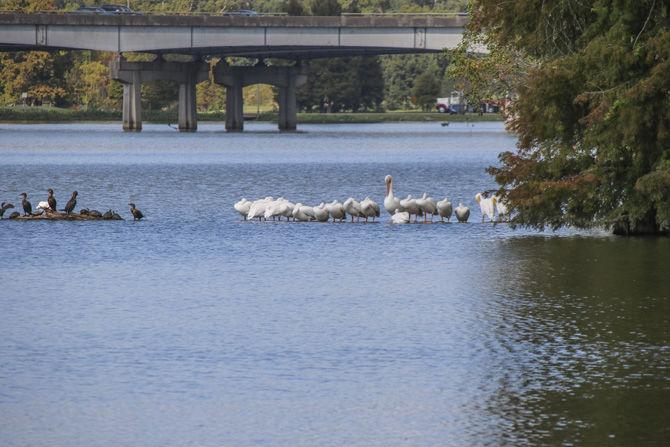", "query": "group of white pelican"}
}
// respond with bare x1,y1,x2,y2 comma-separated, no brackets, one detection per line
233,175,510,224
234,196,381,222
